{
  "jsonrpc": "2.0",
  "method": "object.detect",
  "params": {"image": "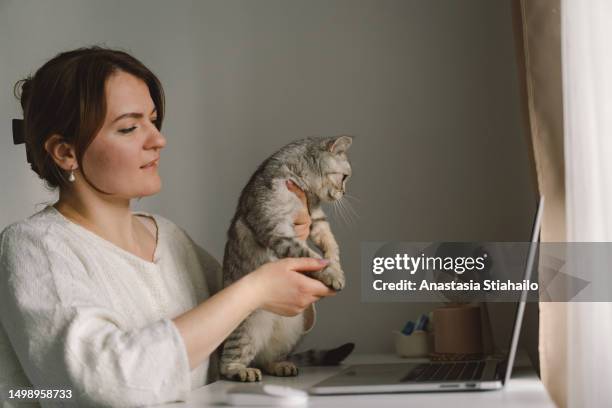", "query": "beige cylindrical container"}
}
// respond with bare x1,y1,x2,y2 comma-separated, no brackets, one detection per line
433,304,483,354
